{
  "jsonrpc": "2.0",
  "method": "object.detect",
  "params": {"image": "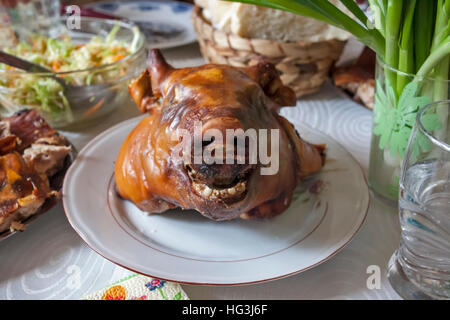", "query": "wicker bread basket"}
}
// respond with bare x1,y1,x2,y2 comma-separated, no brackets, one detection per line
192,6,346,97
